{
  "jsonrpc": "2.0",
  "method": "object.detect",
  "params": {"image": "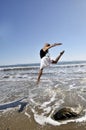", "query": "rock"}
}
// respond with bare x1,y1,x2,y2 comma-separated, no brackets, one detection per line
52,105,82,121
